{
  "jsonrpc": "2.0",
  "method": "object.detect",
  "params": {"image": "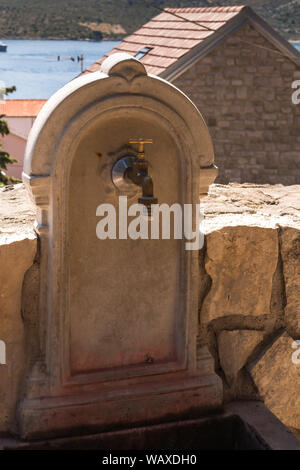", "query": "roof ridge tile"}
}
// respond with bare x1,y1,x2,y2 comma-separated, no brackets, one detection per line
165,6,246,13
